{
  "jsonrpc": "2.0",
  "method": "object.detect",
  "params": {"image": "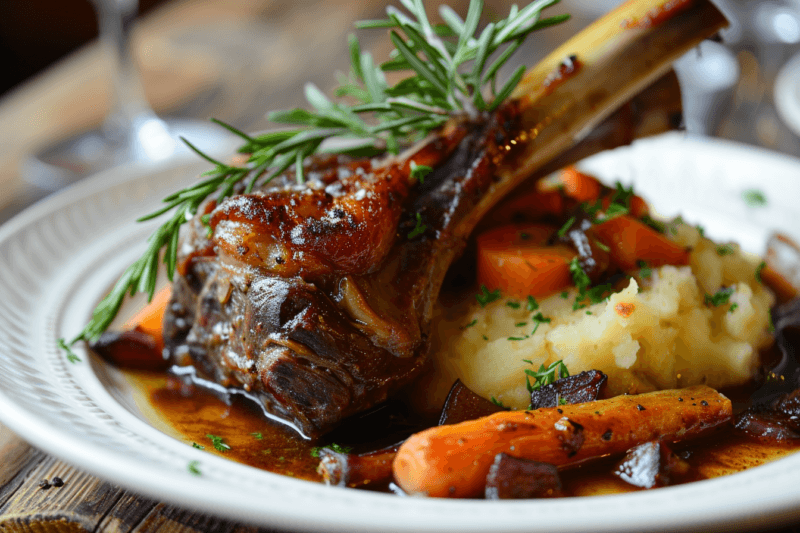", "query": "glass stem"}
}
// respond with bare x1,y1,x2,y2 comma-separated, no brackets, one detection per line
93,0,156,144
